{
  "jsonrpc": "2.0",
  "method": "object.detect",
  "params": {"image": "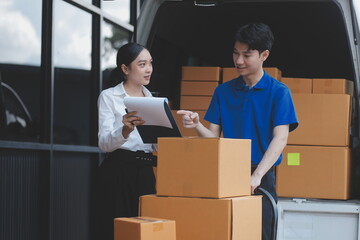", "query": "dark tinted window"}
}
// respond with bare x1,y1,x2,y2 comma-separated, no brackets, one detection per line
0,0,42,142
